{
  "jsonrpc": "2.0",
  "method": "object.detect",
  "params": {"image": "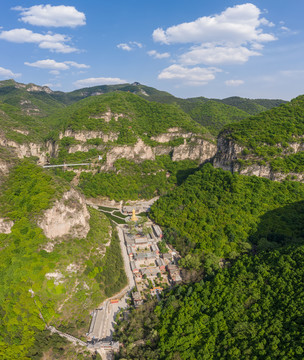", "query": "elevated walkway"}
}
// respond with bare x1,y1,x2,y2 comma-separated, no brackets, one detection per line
43,163,92,168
